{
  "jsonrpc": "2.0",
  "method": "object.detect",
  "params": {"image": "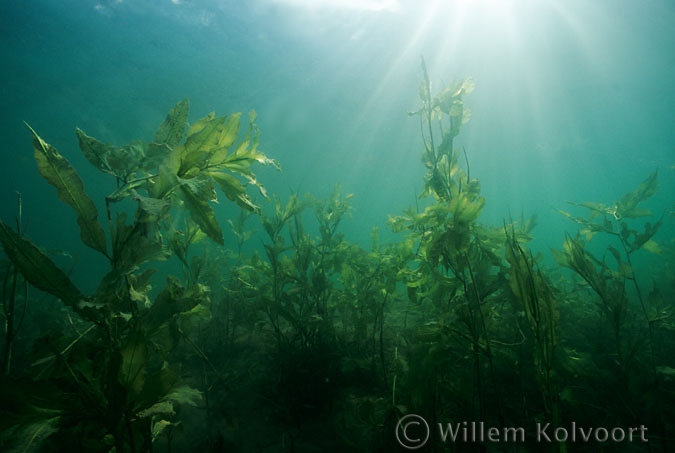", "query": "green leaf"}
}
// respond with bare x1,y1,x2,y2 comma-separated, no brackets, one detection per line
152,164,180,199
0,417,61,453
145,277,210,334
28,124,108,257
616,171,658,219
162,384,202,407
110,213,170,273
144,142,173,170
137,401,175,419
642,239,662,254
153,98,189,147
76,127,115,176
210,113,242,163
178,177,224,244
179,113,231,173
106,178,148,203
619,207,653,218
573,201,611,215
550,248,568,268
0,221,85,309
76,129,147,178
133,194,171,224
208,171,260,212
120,336,148,395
